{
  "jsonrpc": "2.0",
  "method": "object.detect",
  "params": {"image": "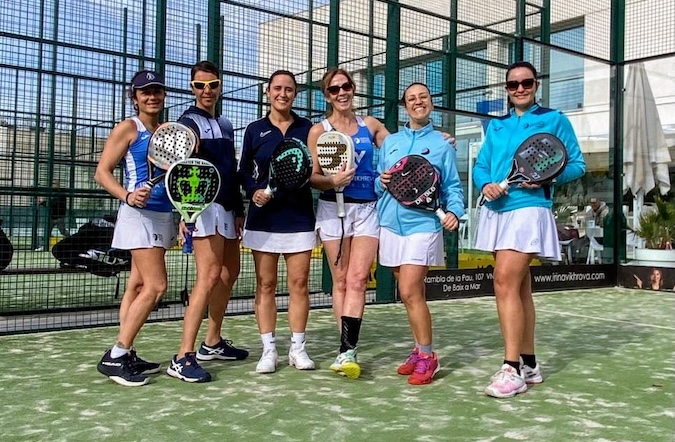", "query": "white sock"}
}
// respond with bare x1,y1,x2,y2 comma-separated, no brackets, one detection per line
261,332,276,351
291,332,306,346
110,344,130,359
